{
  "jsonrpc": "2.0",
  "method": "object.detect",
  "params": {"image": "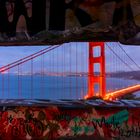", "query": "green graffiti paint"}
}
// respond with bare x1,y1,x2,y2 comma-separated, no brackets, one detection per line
92,109,129,126
71,126,94,135
71,125,82,134
73,117,82,123
71,110,129,135
107,110,129,125
84,126,91,134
